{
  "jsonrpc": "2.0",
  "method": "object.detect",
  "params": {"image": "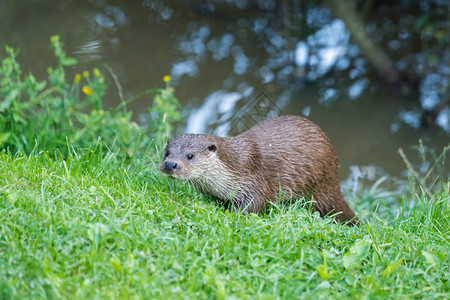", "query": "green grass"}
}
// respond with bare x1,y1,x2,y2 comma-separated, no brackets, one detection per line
0,147,448,299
